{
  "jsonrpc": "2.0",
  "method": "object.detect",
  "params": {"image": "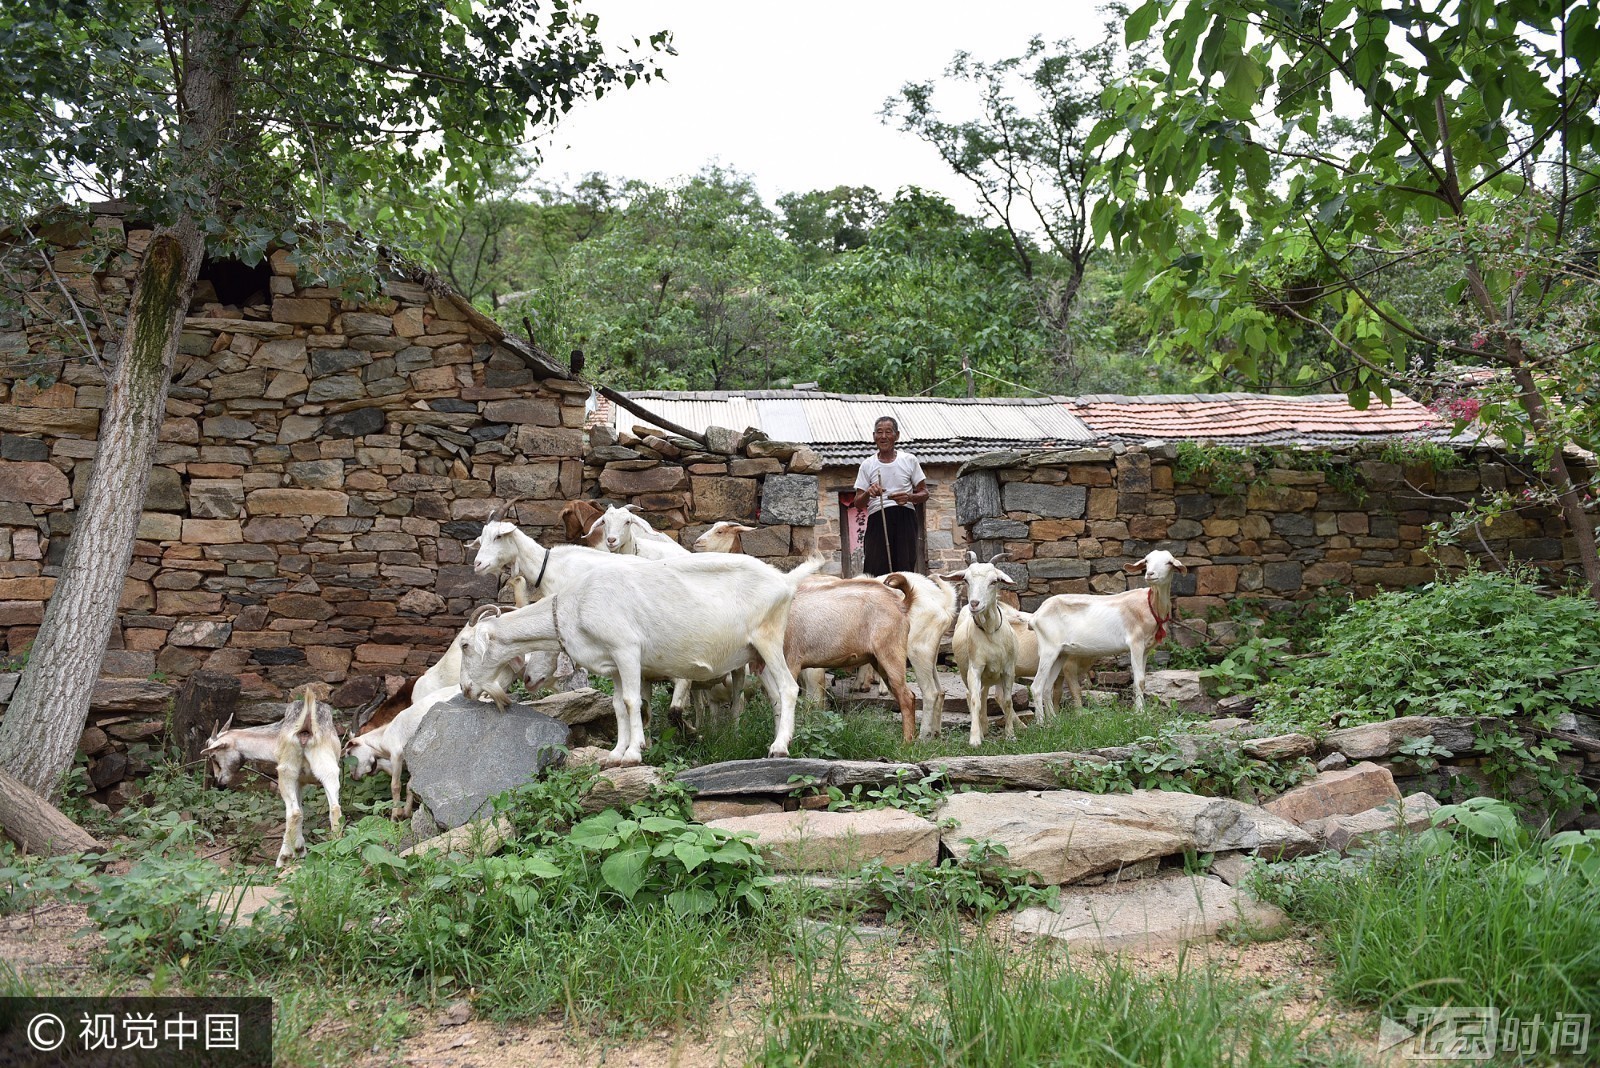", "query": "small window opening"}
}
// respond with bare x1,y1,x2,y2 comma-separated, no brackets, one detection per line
193,256,272,312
